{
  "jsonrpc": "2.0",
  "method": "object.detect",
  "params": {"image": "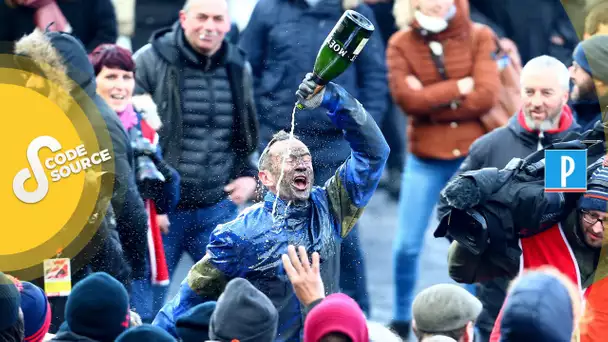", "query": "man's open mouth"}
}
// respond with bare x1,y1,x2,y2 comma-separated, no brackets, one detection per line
292,175,309,191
